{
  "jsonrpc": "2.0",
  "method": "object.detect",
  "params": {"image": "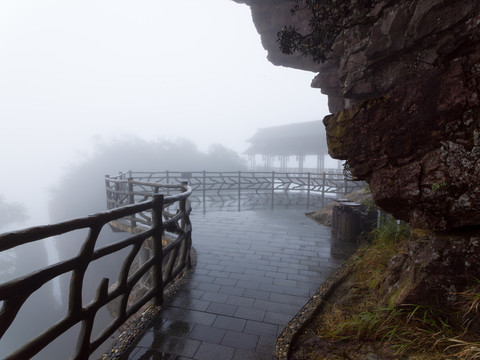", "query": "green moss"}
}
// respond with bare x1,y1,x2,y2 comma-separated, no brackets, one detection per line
325,97,386,159
386,274,413,308
366,269,384,289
